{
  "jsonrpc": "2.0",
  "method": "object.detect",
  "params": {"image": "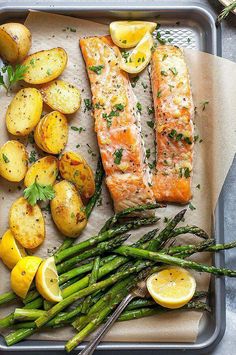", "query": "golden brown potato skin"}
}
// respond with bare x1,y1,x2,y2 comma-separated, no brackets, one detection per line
6,88,43,136
50,180,87,238
22,47,68,84
0,23,31,63
59,151,95,199
9,197,45,249
0,140,28,182
24,156,58,187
